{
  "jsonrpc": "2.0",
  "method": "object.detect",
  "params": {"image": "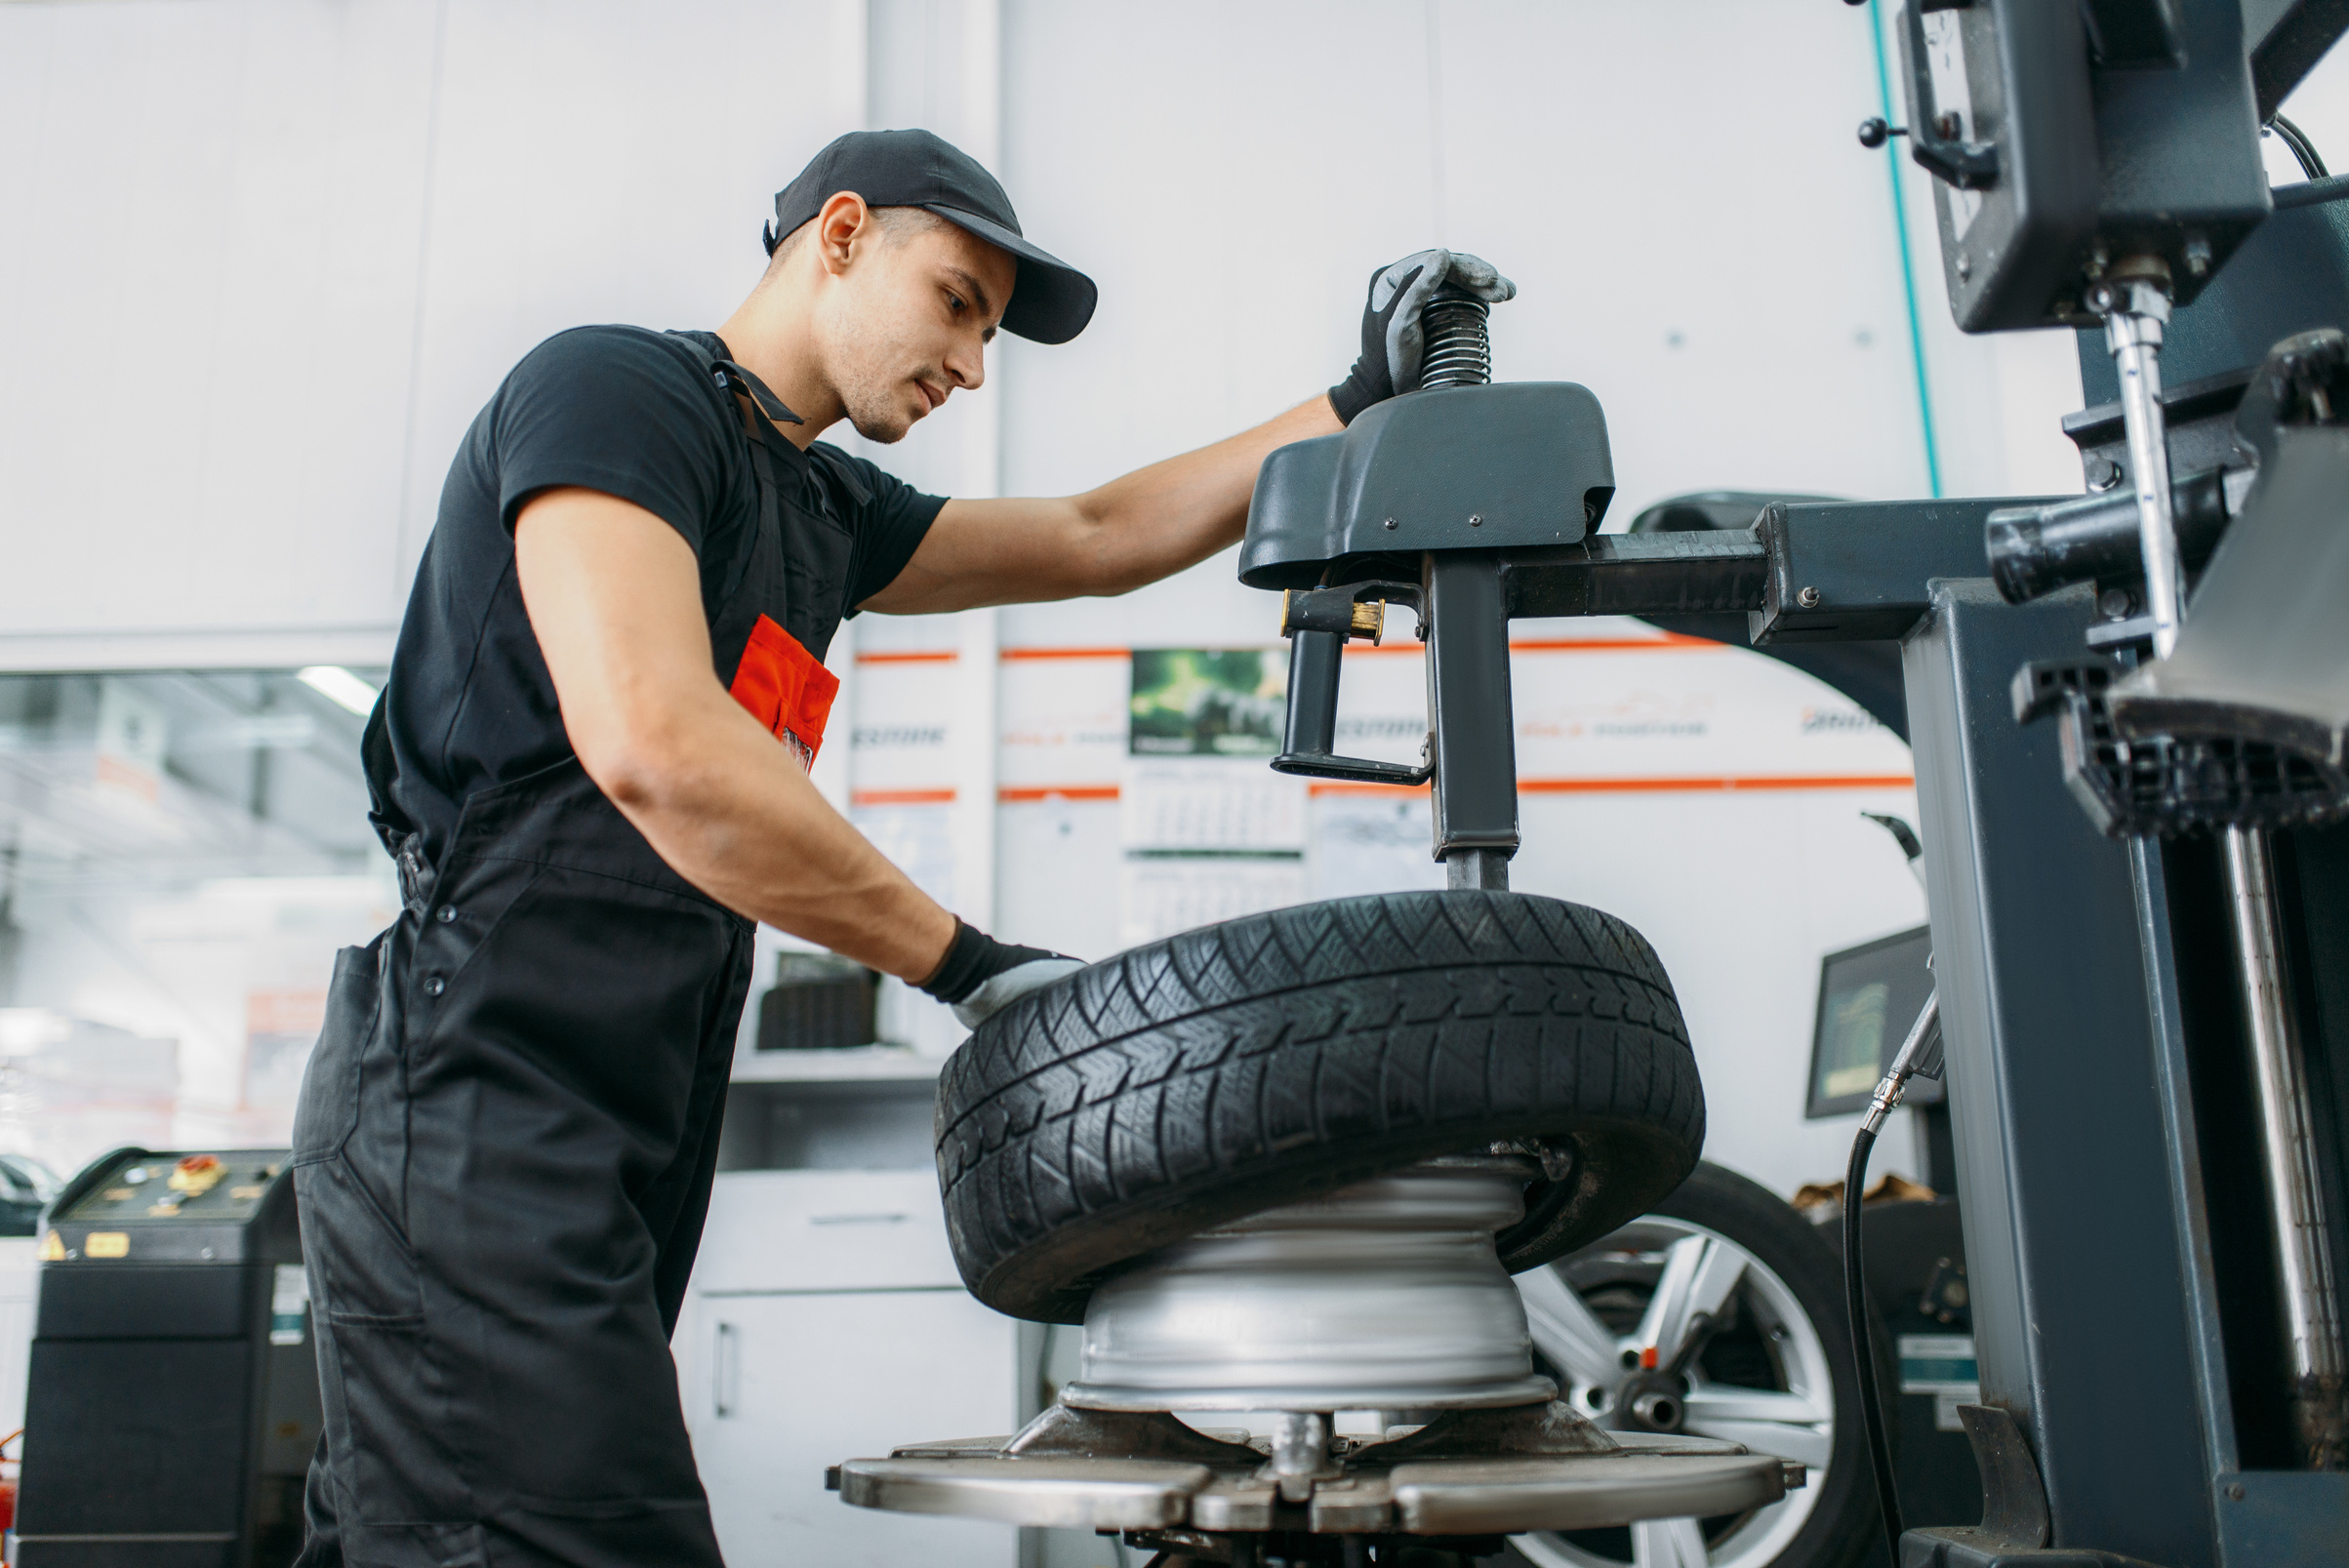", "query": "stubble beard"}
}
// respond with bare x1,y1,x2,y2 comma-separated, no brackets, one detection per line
830,315,925,445
840,363,918,444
